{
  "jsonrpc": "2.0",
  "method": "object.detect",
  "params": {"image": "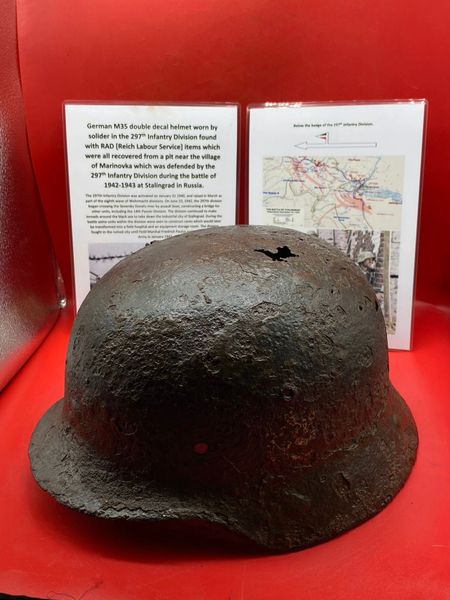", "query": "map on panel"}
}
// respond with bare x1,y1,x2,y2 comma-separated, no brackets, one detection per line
262,156,404,231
